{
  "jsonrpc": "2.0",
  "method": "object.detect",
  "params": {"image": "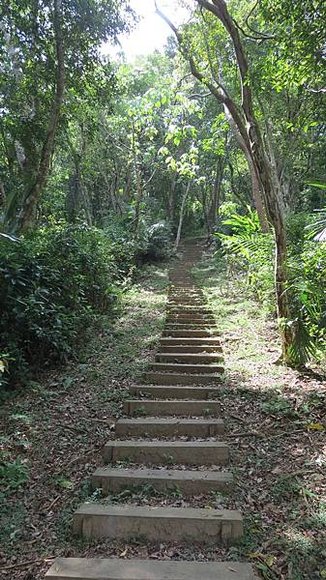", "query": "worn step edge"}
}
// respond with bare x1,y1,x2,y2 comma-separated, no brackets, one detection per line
91,467,233,494
45,558,257,579
73,504,243,542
